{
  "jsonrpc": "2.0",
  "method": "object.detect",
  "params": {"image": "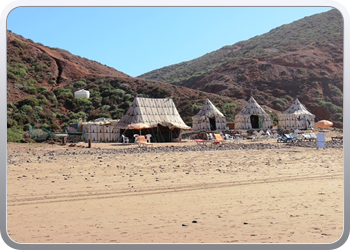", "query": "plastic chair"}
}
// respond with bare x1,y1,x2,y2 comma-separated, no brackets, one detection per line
284,134,296,142
122,135,129,144
145,134,152,143
235,135,243,144
137,135,153,147
302,134,311,141
206,133,215,141
224,134,234,140
134,134,139,143
309,133,317,141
